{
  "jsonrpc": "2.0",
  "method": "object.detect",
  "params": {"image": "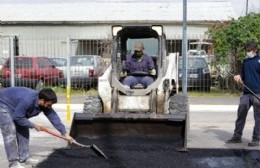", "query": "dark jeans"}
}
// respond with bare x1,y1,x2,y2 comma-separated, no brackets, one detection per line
233,94,260,141
0,104,30,166
123,75,154,88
